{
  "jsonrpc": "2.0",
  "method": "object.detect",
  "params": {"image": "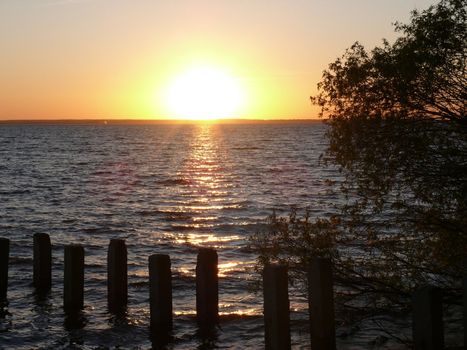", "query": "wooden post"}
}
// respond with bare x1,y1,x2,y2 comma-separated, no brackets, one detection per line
263,264,291,350
64,245,84,313
463,266,466,349
33,233,52,293
0,238,9,301
308,258,336,350
149,254,173,338
196,248,218,328
107,239,127,312
413,286,444,350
